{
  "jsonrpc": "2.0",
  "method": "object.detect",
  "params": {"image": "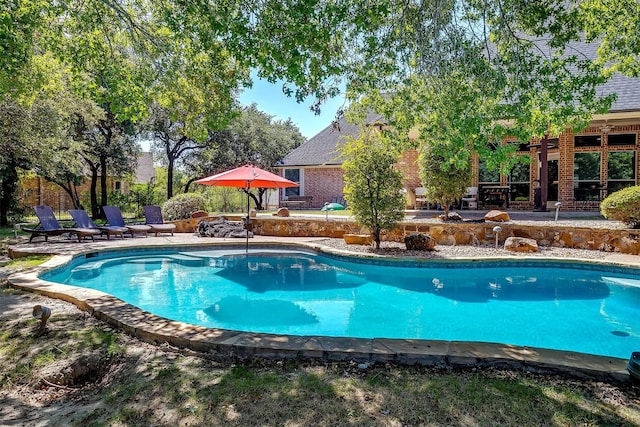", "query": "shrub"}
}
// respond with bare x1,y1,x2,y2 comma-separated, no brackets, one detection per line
341,129,406,249
162,193,207,220
600,186,640,228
